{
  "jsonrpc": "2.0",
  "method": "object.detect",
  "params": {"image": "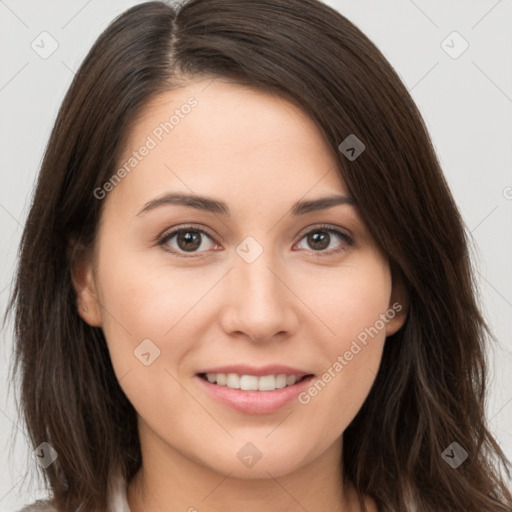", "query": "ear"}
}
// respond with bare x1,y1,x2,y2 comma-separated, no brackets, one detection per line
385,267,409,337
68,237,102,327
